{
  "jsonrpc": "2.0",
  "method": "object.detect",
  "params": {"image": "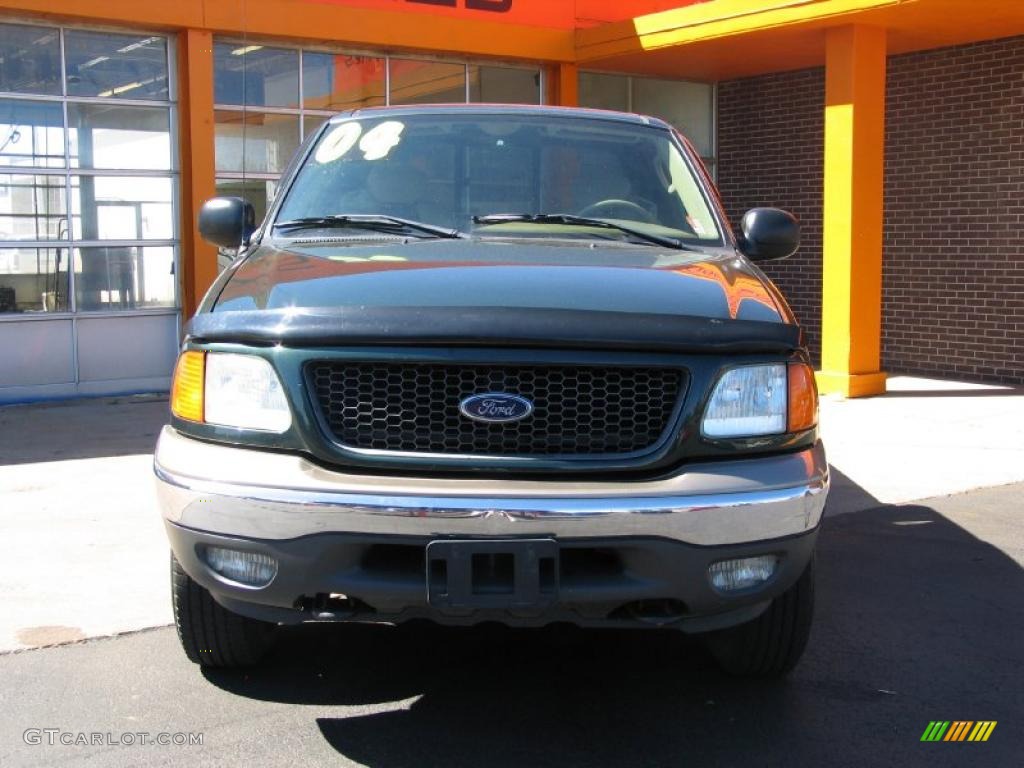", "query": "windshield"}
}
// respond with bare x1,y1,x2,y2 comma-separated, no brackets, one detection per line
274,112,723,246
